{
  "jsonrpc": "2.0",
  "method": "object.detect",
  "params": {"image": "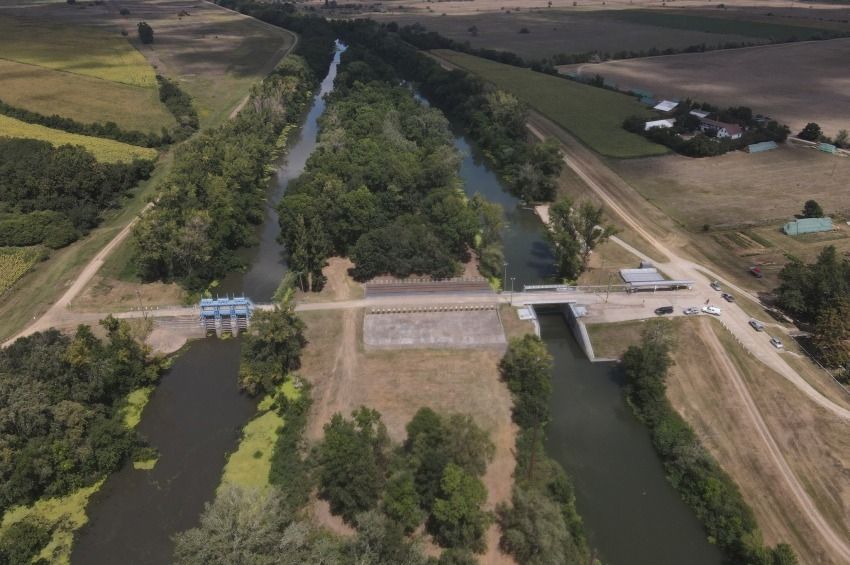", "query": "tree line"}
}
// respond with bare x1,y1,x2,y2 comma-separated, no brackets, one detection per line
0,138,154,248
133,55,323,290
0,75,198,148
276,46,505,286
777,245,850,372
0,318,165,561
497,335,593,564
623,321,797,564
337,19,565,204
